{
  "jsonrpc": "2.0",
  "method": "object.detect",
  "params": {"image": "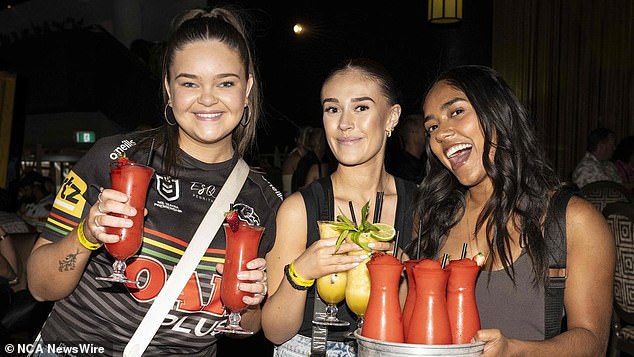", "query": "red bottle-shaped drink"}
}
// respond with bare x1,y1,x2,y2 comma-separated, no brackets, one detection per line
220,221,264,312
402,258,421,340
446,258,481,344
407,259,451,344
361,253,404,343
